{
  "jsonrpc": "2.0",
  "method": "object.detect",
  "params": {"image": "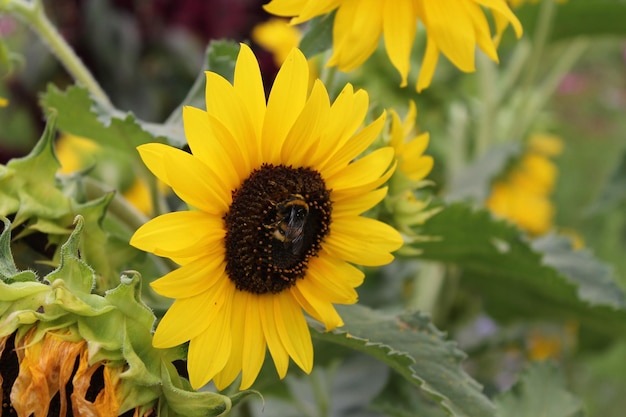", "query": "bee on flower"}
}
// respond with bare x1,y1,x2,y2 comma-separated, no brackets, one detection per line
130,43,403,390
